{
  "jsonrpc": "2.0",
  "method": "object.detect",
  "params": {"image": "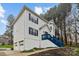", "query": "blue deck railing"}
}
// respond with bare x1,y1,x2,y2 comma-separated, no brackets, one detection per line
42,32,64,47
